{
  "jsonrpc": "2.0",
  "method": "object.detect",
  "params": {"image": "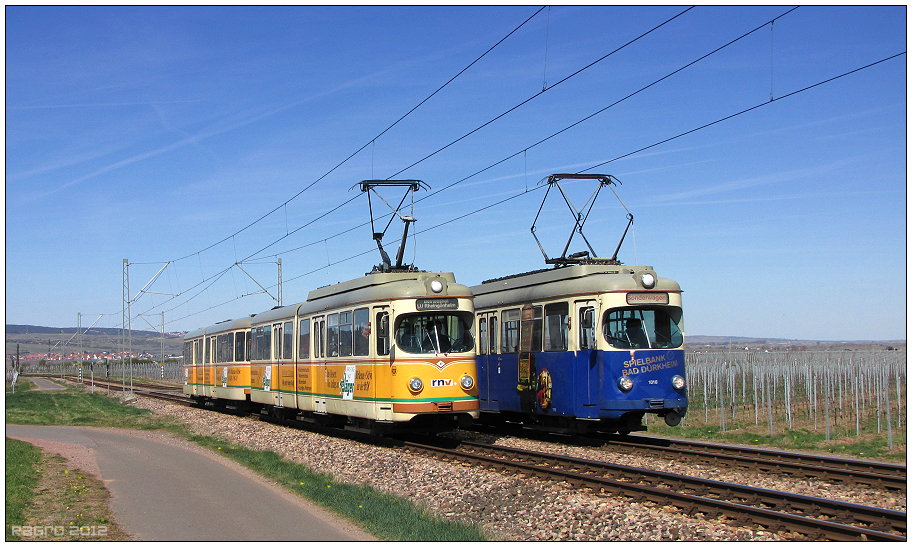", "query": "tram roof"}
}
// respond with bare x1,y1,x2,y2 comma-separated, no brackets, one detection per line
247,270,470,324
471,264,681,306
307,270,456,301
